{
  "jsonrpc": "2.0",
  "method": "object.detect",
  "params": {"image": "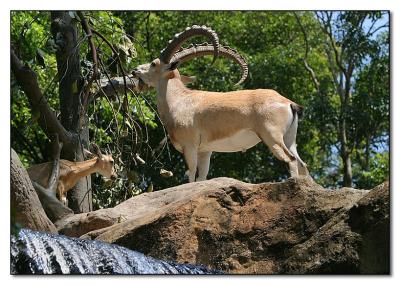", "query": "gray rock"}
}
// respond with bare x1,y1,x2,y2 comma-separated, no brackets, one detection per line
55,176,388,274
